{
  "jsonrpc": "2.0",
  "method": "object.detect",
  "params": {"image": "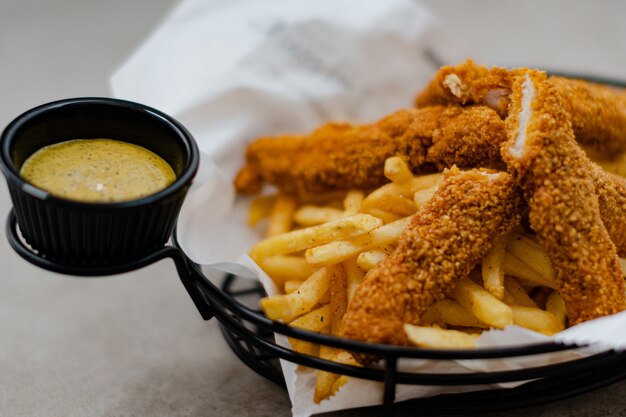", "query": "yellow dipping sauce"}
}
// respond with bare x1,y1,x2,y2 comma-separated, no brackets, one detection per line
20,139,176,202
